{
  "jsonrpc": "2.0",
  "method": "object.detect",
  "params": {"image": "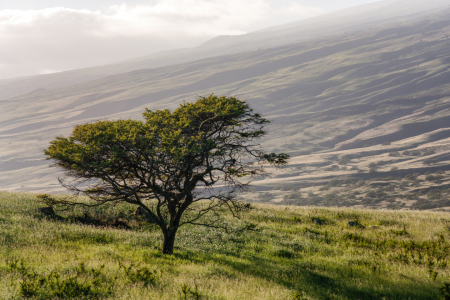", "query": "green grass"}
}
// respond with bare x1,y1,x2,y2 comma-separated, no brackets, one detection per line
1,191,450,299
